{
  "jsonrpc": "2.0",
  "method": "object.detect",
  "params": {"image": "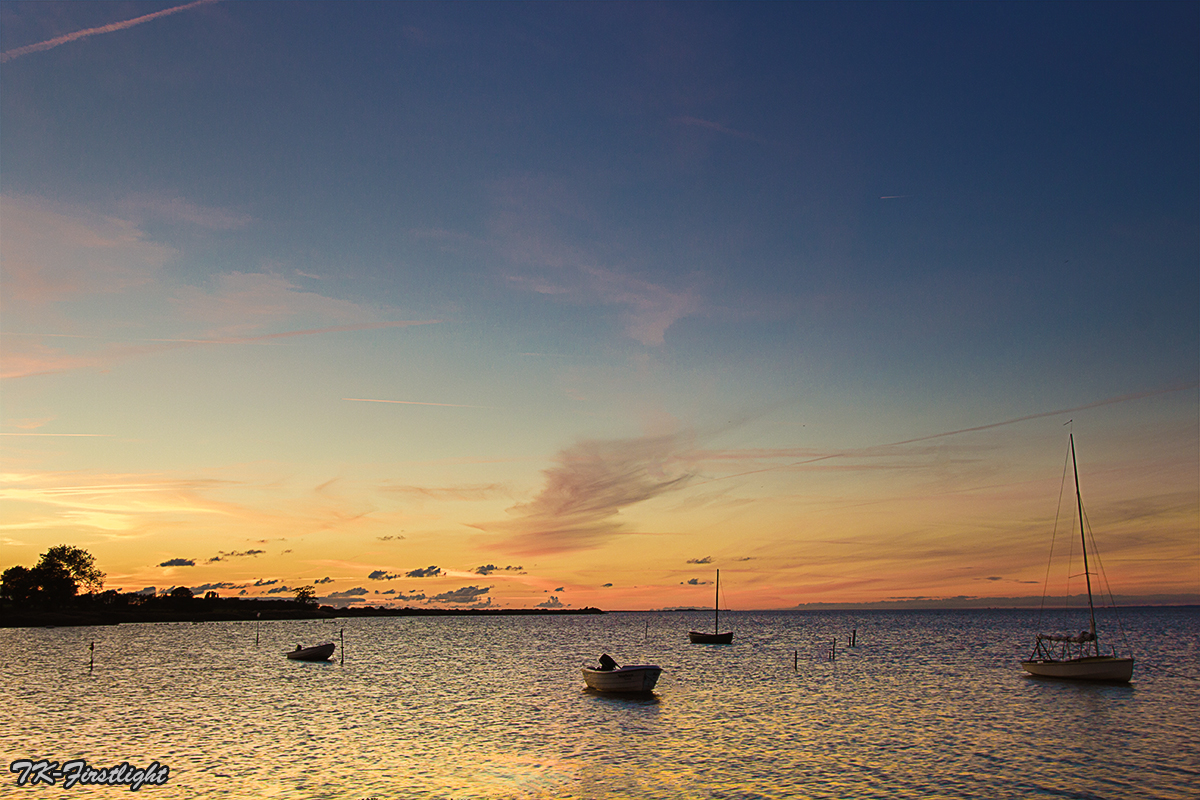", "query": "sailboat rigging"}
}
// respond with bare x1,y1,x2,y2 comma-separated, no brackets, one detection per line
1021,433,1134,682
688,569,733,644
